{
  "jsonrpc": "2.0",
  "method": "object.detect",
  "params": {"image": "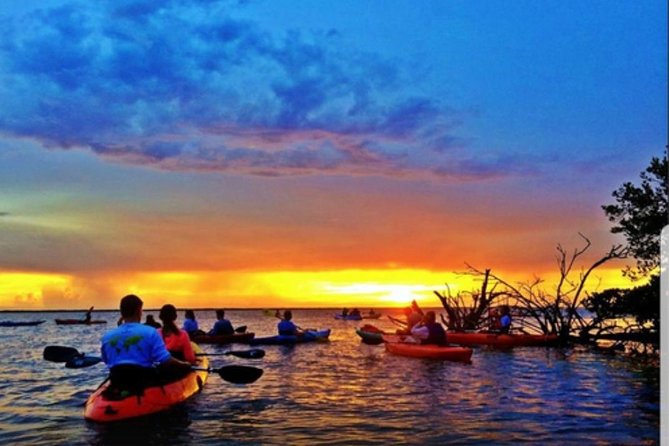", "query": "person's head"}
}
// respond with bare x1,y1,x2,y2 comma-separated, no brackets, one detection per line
423,311,436,324
120,294,143,321
283,310,292,320
185,309,195,320
159,304,178,323
216,309,225,320
146,315,156,322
